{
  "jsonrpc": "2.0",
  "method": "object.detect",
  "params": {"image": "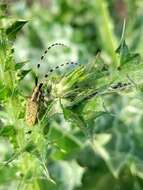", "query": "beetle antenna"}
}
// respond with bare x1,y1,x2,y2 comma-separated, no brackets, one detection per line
36,43,69,82
37,43,69,69
44,61,79,78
